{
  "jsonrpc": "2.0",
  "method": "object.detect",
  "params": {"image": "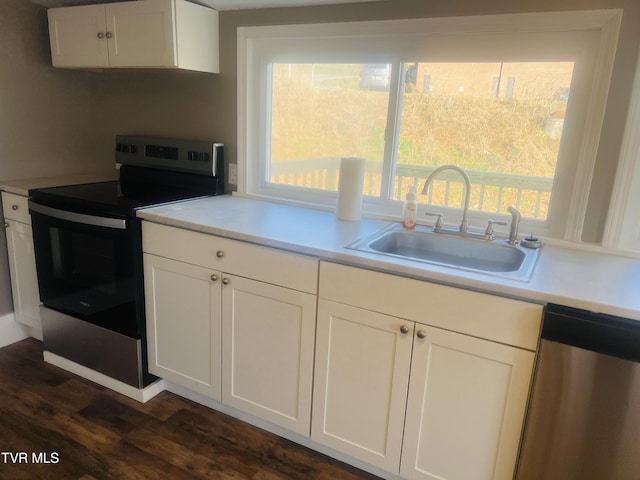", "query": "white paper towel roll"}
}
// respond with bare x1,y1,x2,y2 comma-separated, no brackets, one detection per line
335,157,366,221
